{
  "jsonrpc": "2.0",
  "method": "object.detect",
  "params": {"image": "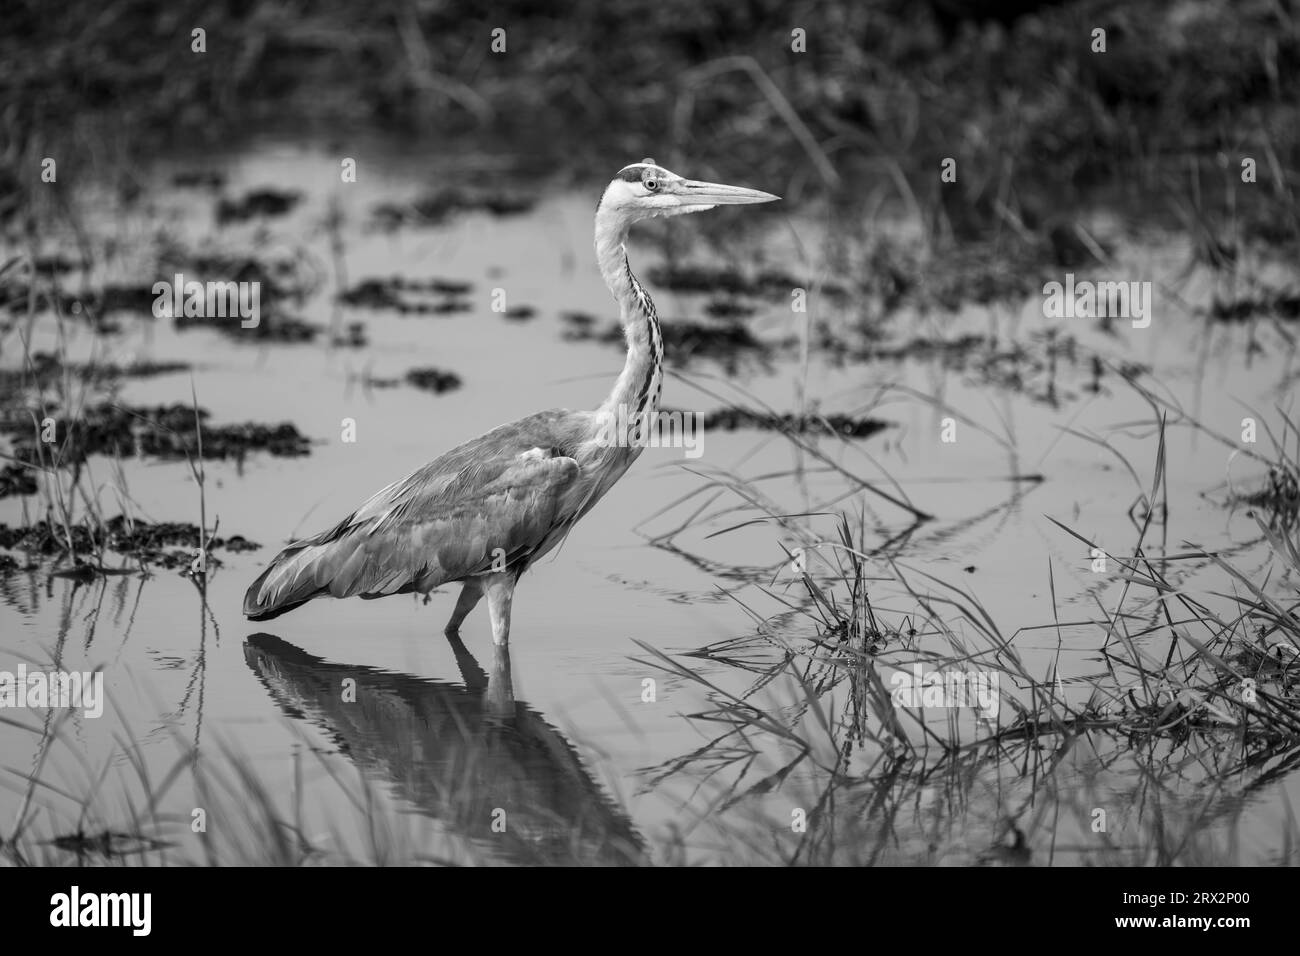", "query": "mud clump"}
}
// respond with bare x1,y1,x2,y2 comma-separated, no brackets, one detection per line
0,462,37,496
0,402,313,472
646,265,849,302
0,352,190,399
1210,291,1300,322
331,321,369,348
0,516,260,571
216,188,302,224
372,188,534,229
172,170,226,190
175,309,321,342
1,282,158,329
405,367,463,394
663,322,769,364
560,310,598,330
339,276,474,315
663,406,888,439
703,299,756,319
77,358,191,379
32,255,82,276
